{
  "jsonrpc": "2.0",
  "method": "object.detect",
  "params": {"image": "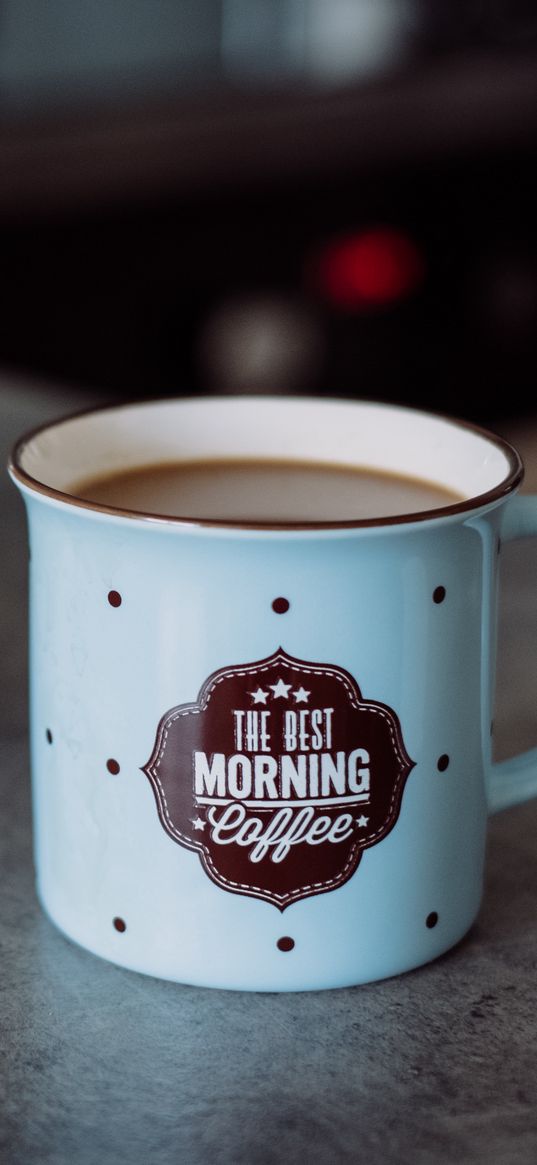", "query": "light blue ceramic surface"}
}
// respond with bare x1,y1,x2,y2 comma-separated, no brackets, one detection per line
10,398,537,990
